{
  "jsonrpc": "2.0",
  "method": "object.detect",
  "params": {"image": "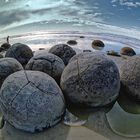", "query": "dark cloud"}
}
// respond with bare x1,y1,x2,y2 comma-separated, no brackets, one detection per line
0,0,99,29
59,8,79,16
0,7,53,26
0,9,30,26
31,7,53,15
